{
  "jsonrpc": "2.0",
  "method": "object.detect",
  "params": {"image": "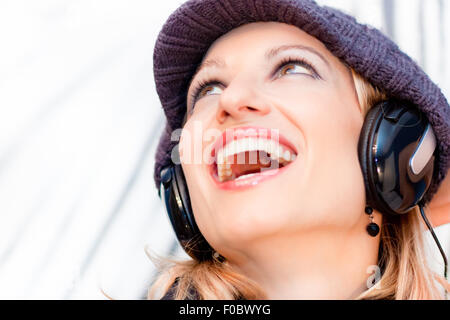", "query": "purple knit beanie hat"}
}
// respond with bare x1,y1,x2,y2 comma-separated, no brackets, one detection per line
153,0,450,204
